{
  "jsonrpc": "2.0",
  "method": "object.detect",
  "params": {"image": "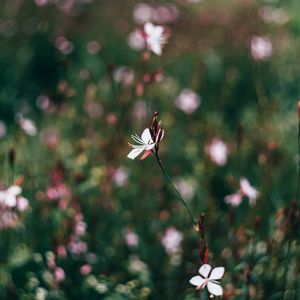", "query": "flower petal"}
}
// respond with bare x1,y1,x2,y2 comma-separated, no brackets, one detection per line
189,275,205,288
207,281,223,296
199,264,212,278
127,147,145,160
8,185,22,196
141,128,154,144
209,267,225,280
140,149,152,160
